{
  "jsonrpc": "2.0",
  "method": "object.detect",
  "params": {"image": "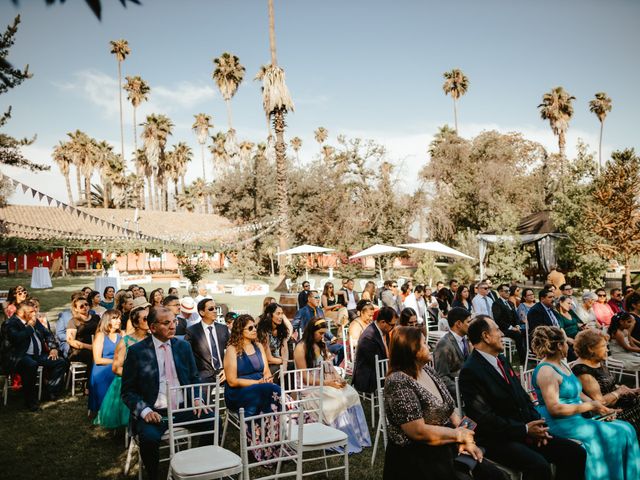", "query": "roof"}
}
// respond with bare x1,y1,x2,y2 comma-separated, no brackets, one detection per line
0,205,238,245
